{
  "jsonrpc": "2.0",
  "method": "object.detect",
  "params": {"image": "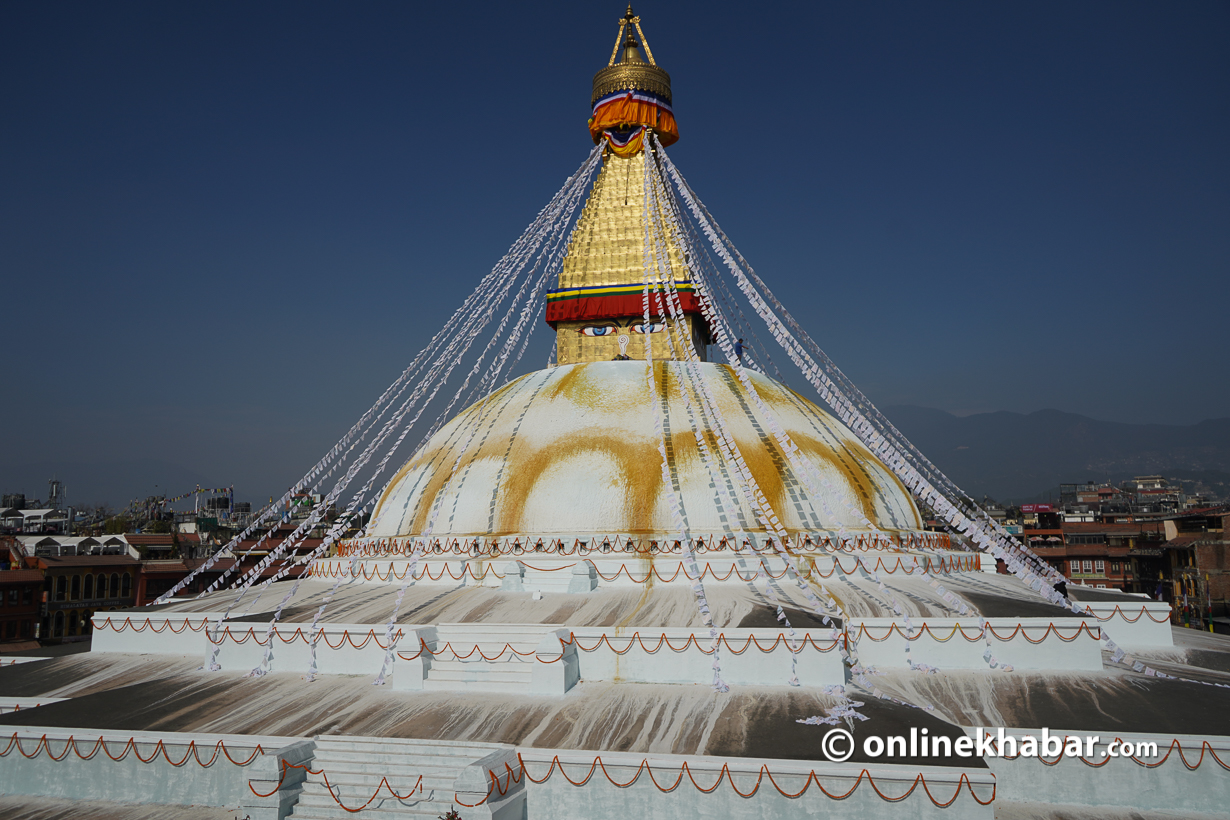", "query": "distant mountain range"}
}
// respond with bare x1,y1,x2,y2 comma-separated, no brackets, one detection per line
7,409,1229,513
882,406,1230,504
